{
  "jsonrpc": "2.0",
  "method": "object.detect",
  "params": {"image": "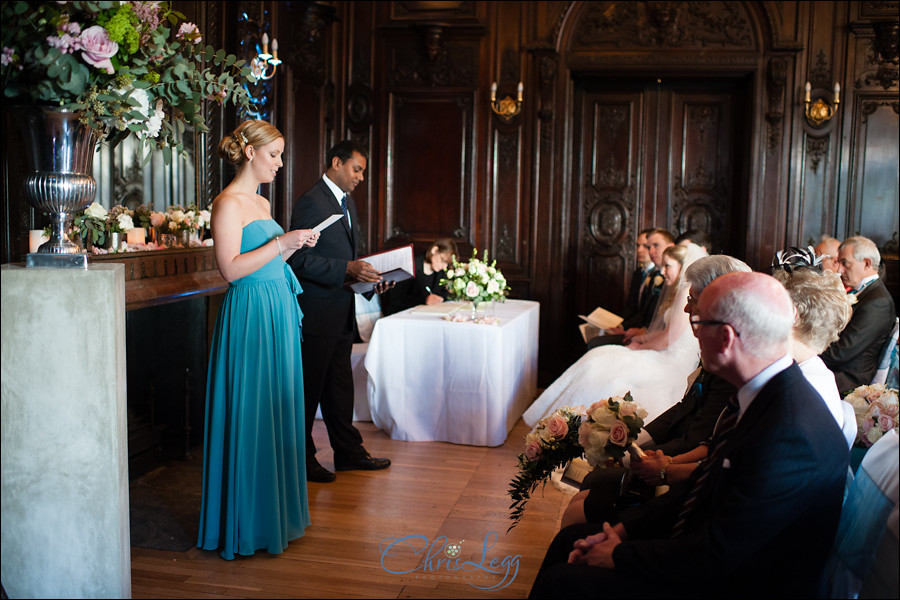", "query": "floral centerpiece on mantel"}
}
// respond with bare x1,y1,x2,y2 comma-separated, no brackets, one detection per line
441,248,511,315
1,0,254,161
